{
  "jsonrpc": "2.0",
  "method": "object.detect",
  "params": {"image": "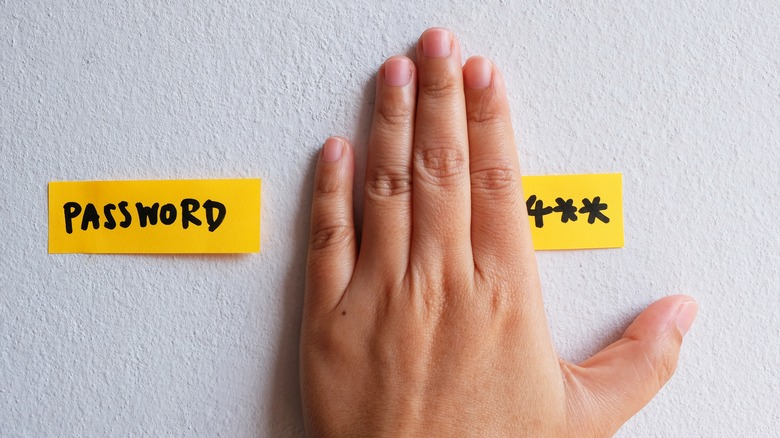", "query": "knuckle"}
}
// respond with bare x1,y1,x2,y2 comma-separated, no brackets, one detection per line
420,75,460,99
303,320,351,359
470,163,519,198
310,222,352,251
366,164,412,198
314,173,341,197
653,344,679,386
414,144,467,184
375,95,413,128
468,107,505,126
482,275,521,314
466,89,506,125
634,340,679,389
